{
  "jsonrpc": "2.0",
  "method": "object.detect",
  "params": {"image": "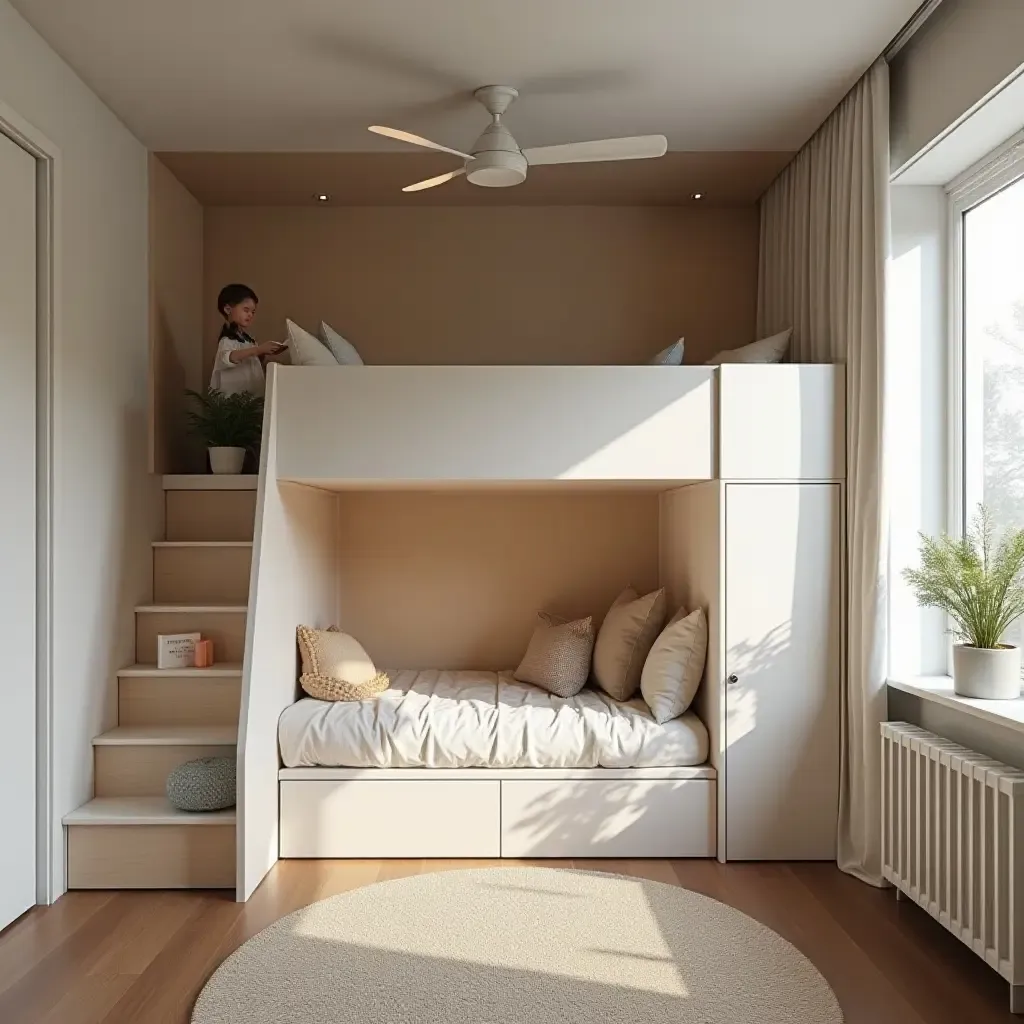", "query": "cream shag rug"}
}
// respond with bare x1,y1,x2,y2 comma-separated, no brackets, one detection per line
193,867,842,1023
